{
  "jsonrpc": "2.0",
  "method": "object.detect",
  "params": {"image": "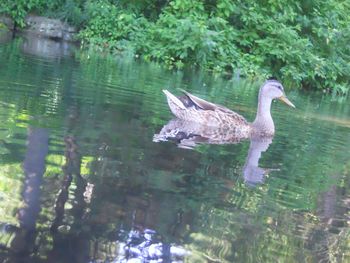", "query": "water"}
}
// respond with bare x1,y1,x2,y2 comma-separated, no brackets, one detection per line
0,33,349,263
